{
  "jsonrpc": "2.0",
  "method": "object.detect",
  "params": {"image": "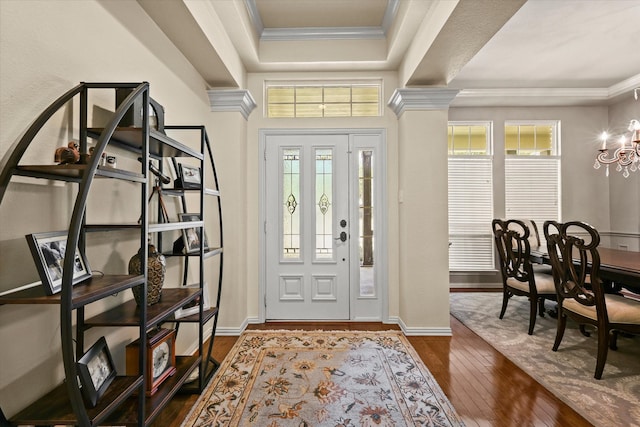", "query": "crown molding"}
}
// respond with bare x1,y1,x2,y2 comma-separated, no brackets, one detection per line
452,74,640,107
261,26,385,41
207,89,257,120
244,0,398,41
608,74,640,98
387,88,460,117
